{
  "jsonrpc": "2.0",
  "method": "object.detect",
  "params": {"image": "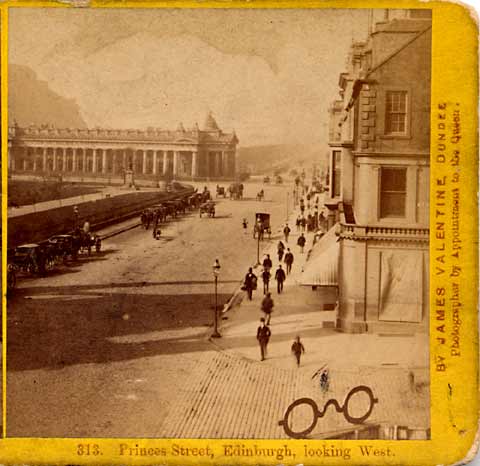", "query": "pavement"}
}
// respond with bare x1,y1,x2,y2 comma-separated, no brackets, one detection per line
157,201,431,439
